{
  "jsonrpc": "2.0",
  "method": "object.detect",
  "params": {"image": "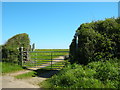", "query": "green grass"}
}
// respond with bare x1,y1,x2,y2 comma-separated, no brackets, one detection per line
1,62,23,74
23,49,69,68
15,71,36,79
